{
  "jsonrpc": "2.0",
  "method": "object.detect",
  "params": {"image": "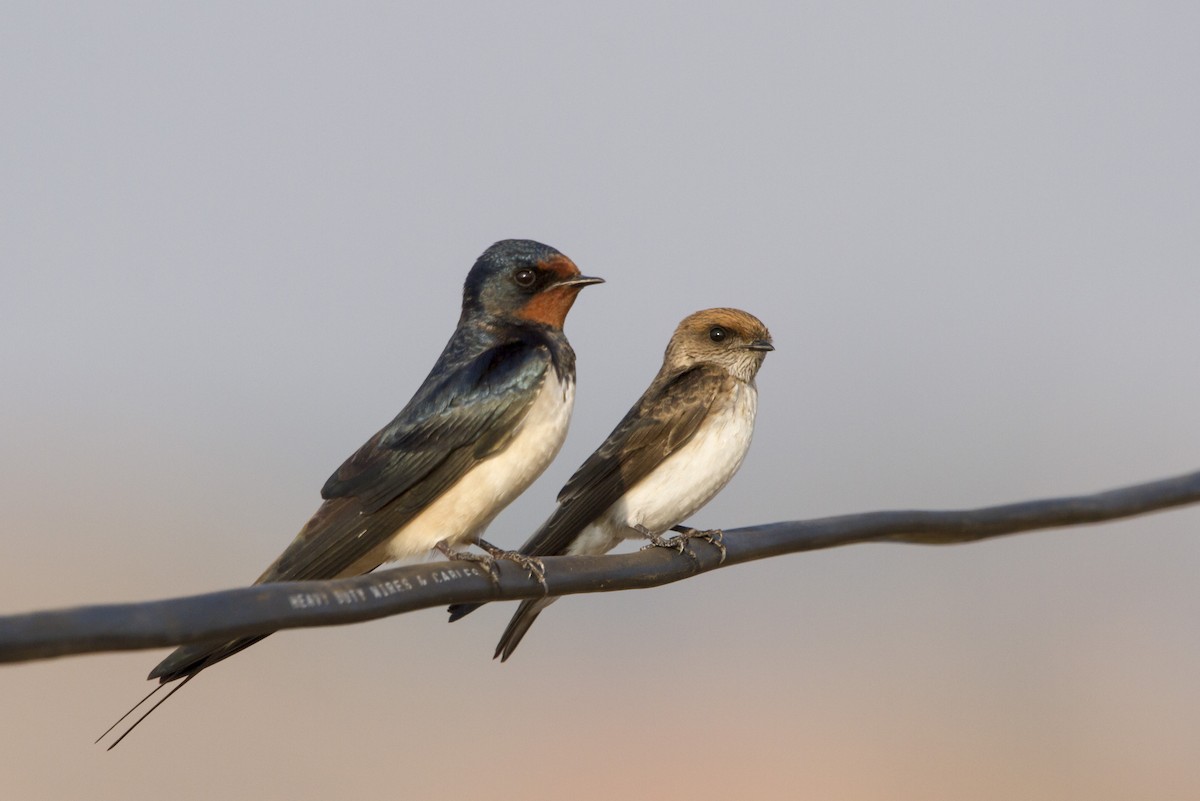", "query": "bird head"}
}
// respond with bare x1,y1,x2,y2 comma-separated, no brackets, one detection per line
664,308,774,382
461,239,603,329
